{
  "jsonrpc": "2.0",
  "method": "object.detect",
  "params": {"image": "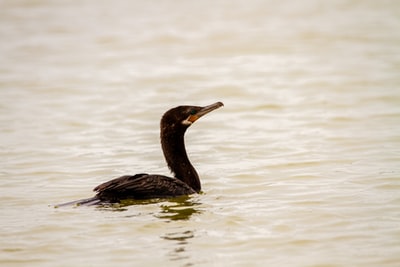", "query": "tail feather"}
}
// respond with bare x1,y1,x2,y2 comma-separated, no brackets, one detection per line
55,196,102,208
